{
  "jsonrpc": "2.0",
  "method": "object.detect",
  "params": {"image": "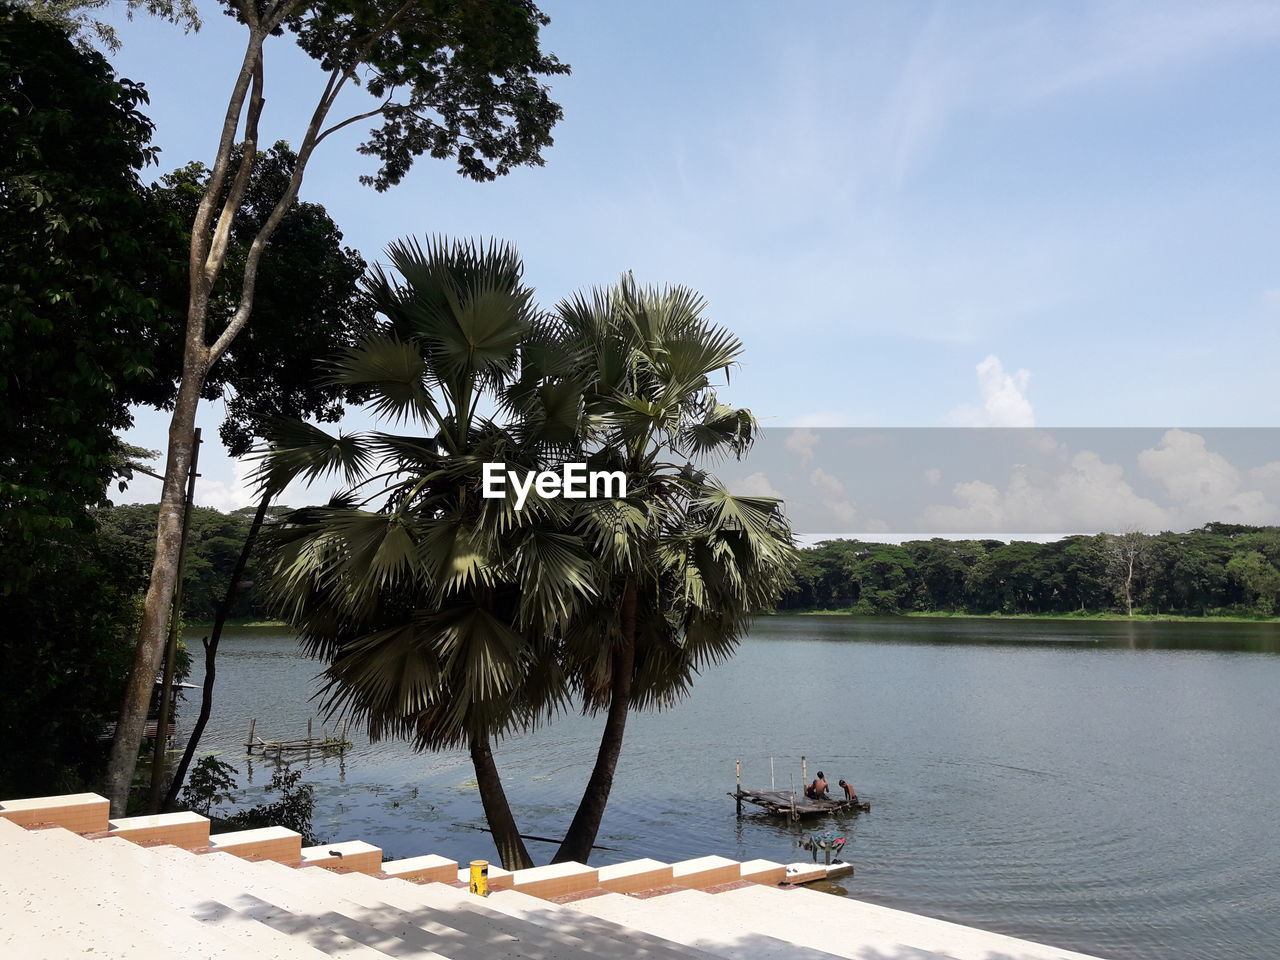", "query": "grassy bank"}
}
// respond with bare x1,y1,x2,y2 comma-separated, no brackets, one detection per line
770,609,1280,624
186,618,288,629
